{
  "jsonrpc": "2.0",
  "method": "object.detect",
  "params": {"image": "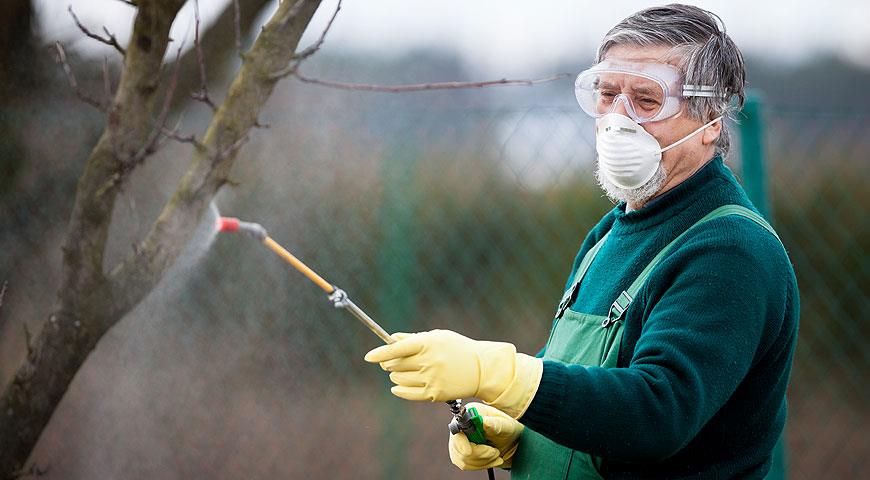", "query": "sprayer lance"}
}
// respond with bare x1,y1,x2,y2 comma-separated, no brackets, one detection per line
217,217,394,345
217,216,491,478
